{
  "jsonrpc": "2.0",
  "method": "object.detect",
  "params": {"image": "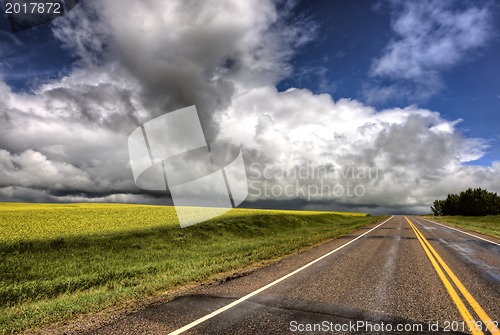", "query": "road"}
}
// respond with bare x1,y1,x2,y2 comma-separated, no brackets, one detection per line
83,216,500,335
